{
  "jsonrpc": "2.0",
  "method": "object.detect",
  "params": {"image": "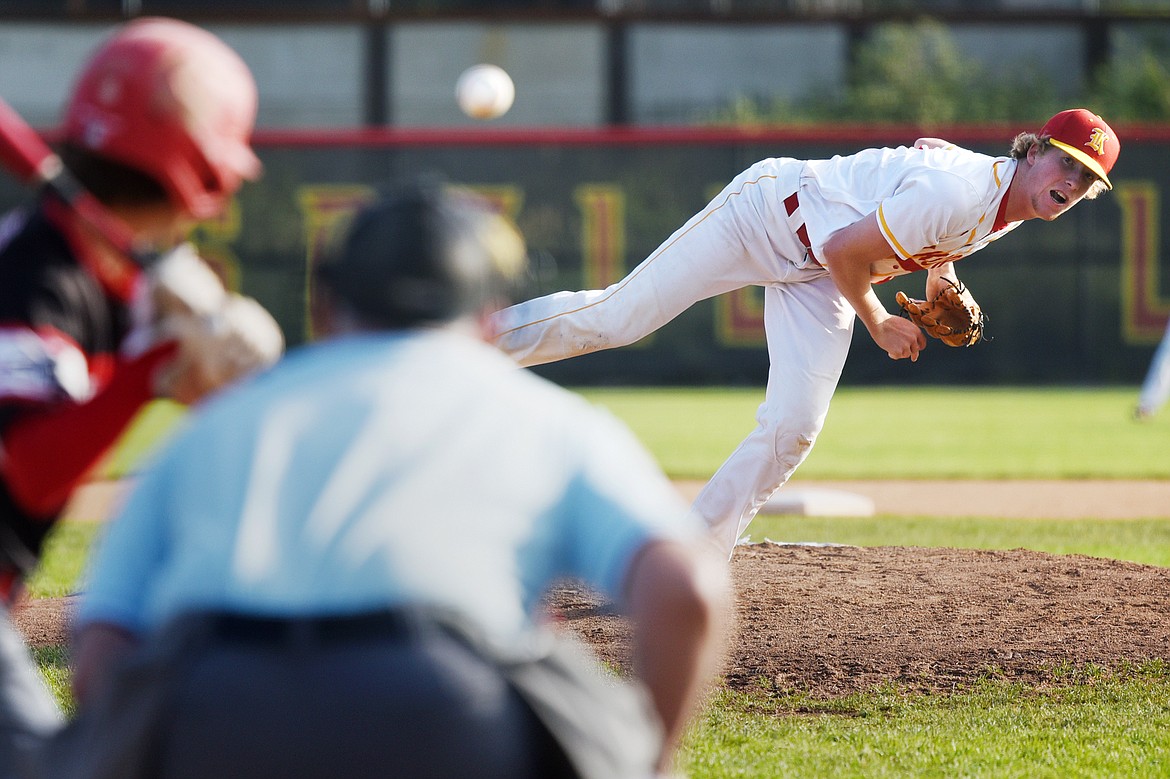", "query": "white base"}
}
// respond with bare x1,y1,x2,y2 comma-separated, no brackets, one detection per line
760,487,876,517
